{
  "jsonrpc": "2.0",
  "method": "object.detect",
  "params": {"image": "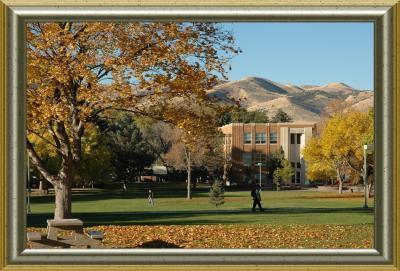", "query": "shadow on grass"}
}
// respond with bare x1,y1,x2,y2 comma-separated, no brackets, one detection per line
29,189,244,204
136,240,182,248
27,207,374,227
